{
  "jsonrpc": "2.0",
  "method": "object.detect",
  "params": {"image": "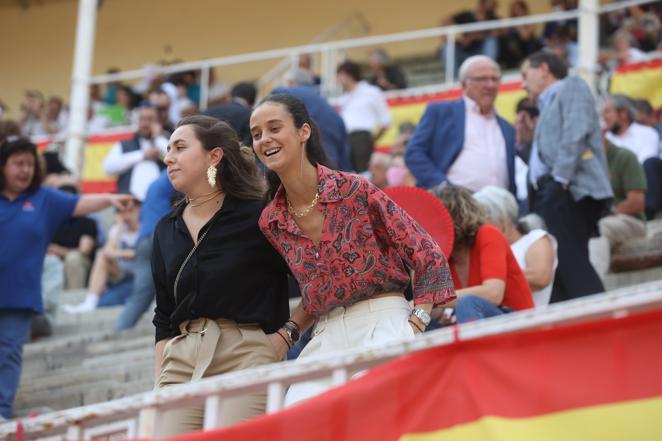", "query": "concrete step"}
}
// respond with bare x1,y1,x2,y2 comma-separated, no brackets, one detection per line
22,327,153,377
14,378,154,413
17,359,153,394
604,265,662,291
